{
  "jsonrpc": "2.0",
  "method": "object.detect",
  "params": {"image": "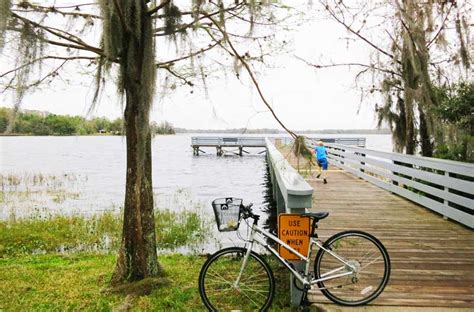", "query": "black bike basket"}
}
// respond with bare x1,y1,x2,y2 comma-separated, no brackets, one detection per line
212,197,243,232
